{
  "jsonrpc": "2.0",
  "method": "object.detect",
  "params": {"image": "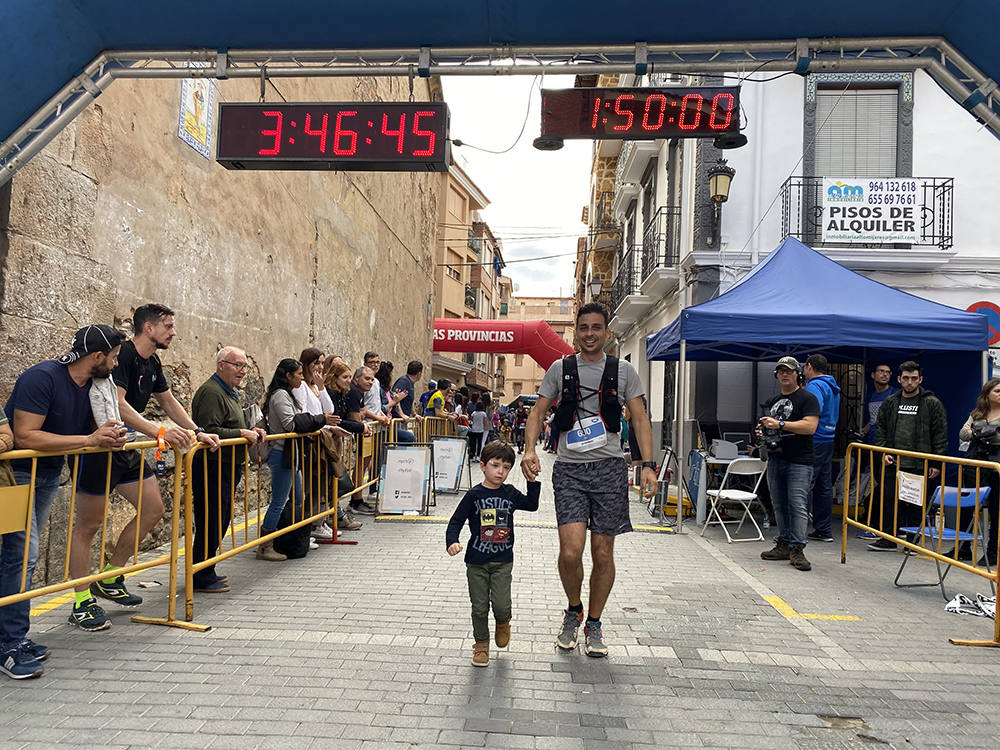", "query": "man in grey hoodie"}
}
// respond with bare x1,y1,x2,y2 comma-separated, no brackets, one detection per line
804,355,841,543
